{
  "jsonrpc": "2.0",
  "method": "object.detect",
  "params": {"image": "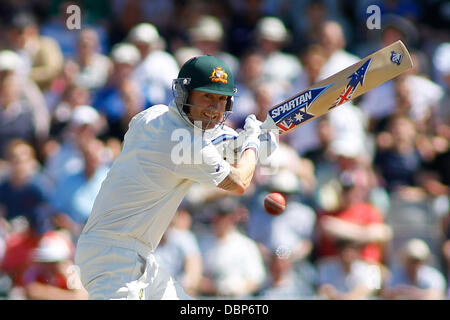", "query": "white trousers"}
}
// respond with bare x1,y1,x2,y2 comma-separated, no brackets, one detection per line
75,232,192,300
